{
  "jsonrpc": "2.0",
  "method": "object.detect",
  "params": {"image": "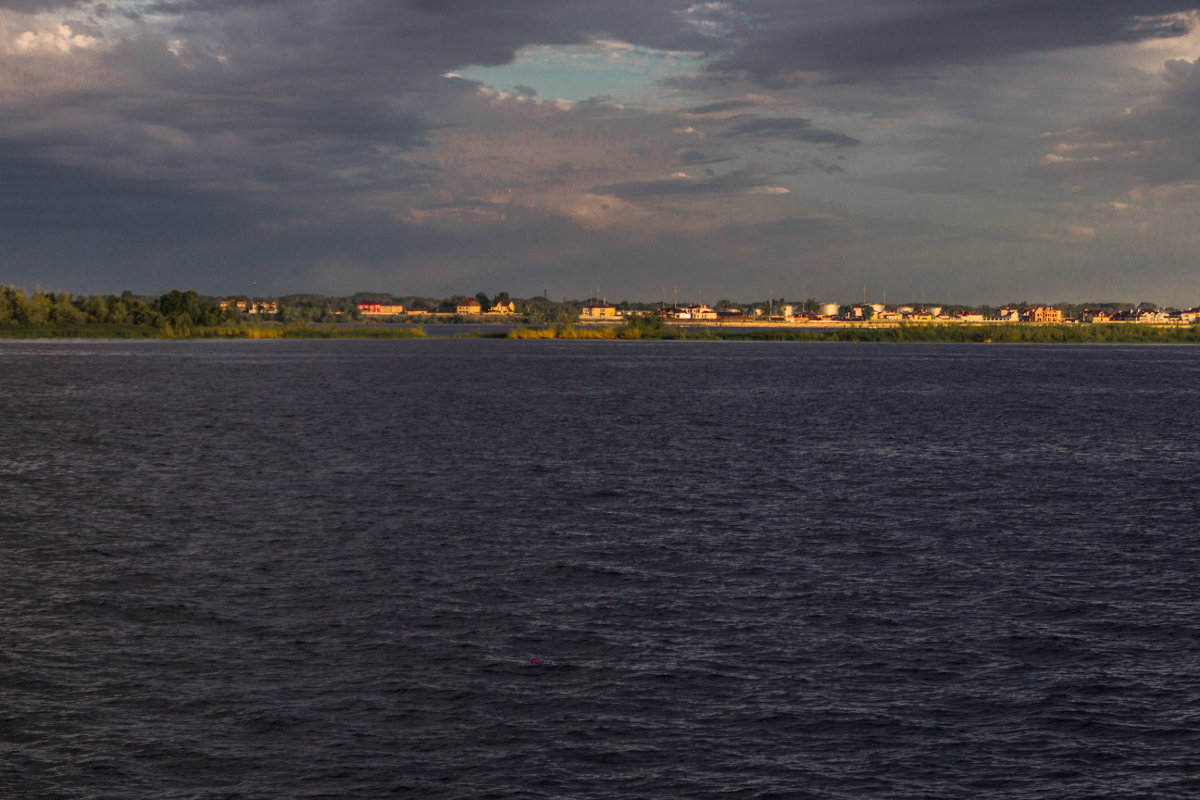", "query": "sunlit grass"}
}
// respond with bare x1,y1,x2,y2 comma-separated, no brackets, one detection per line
508,326,617,339
0,323,427,340
701,323,1200,343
